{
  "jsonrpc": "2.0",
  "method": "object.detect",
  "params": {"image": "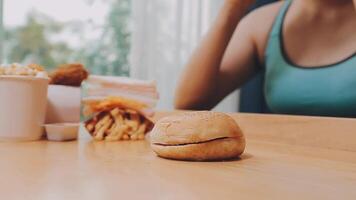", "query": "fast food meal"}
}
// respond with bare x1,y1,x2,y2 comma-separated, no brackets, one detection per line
0,63,48,78
49,63,89,87
150,111,246,161
82,75,159,141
